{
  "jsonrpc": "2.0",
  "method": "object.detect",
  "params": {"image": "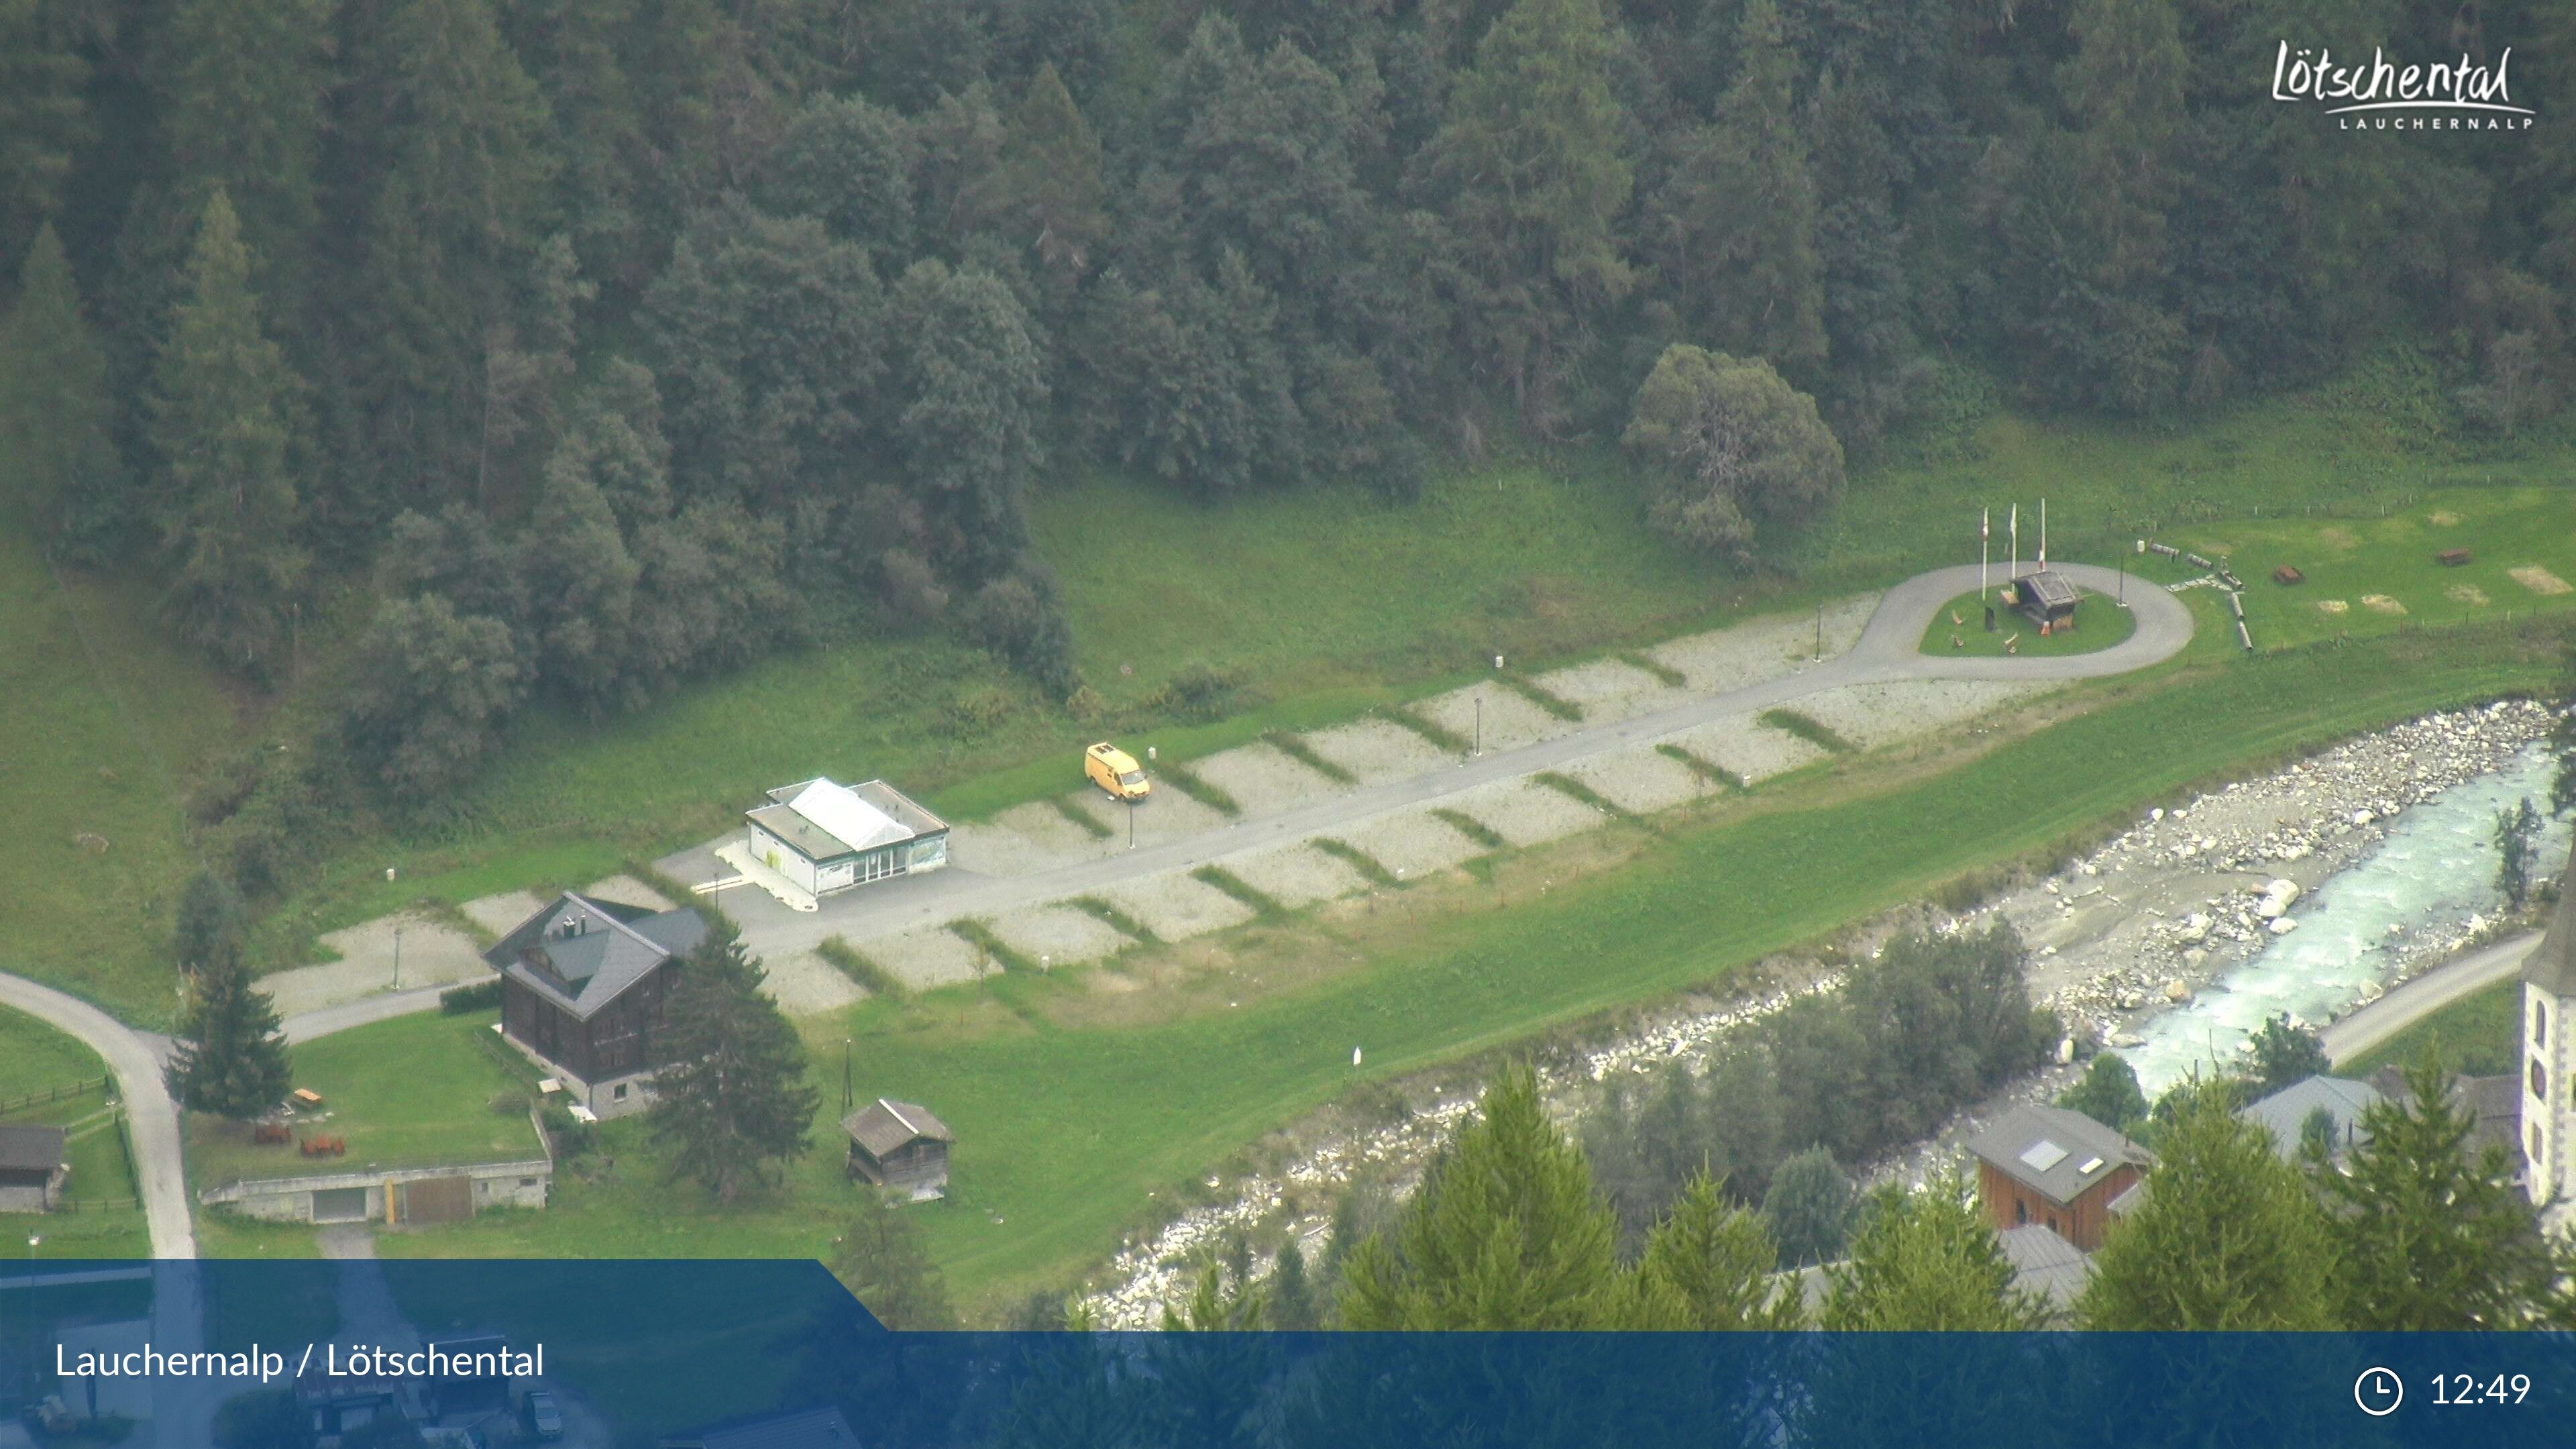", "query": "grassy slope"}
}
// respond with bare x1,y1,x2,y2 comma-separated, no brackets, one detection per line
2336,976,2521,1079
0,1007,111,1104
378,616,2562,1310
186,1010,542,1192
0,1009,149,1256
